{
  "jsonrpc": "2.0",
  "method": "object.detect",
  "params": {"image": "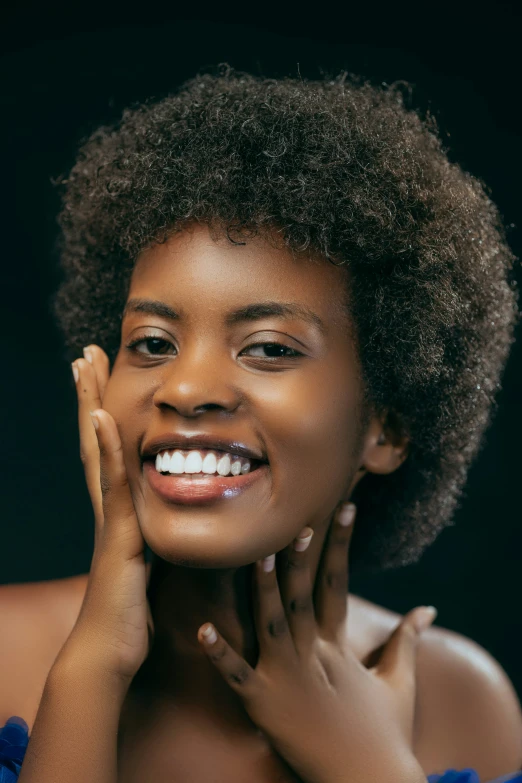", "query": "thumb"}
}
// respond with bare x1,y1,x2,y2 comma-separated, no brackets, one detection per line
375,605,437,699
